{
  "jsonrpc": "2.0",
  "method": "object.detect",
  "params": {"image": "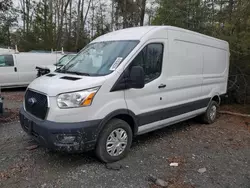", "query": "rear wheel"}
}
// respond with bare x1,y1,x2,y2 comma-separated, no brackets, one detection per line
95,118,133,163
202,100,219,124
